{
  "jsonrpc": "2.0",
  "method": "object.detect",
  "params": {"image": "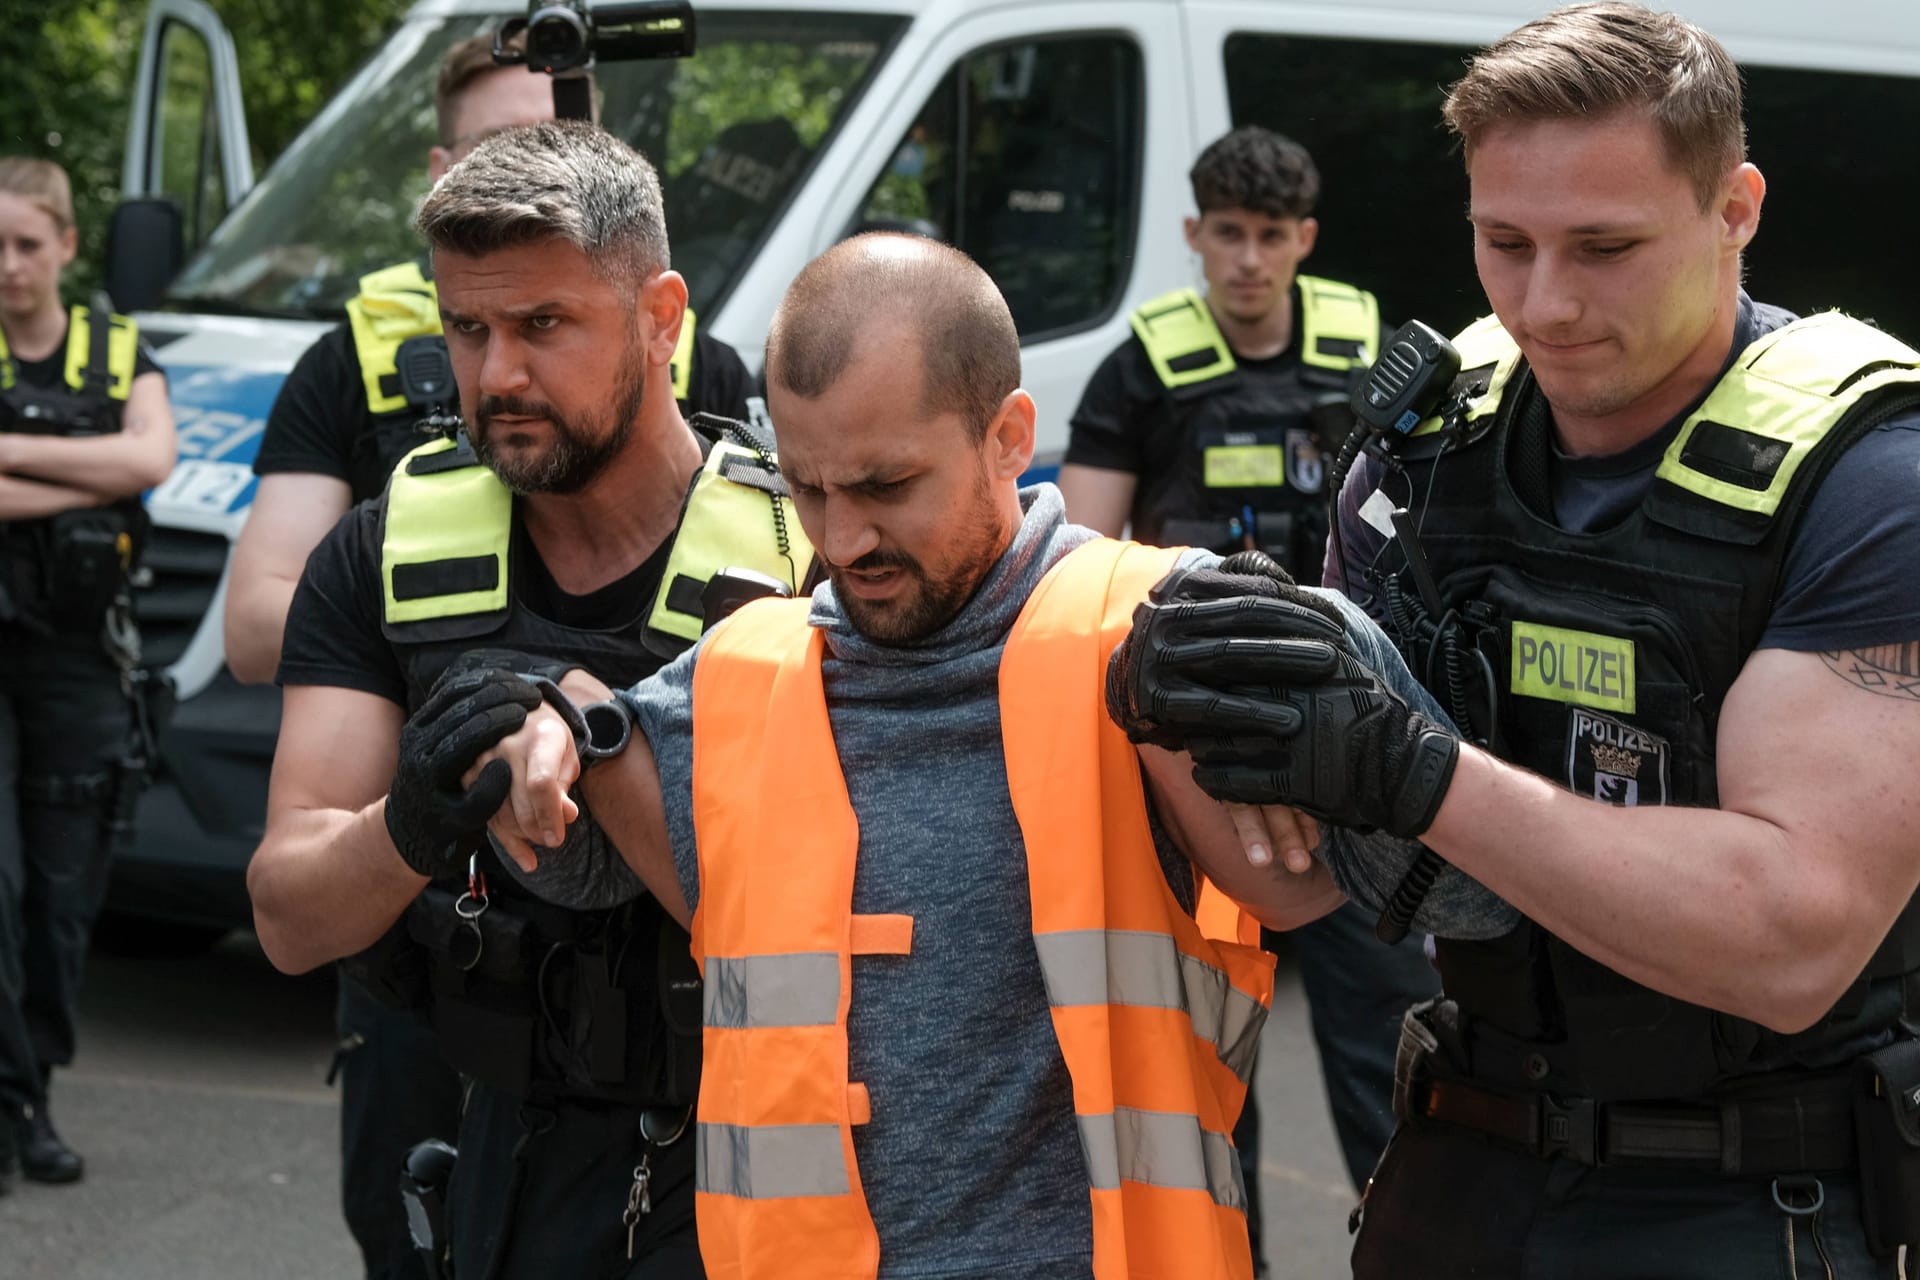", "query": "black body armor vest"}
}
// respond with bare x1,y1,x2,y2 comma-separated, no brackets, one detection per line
353,417,812,1107
1374,312,1920,1101
1127,279,1377,578
0,301,149,636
